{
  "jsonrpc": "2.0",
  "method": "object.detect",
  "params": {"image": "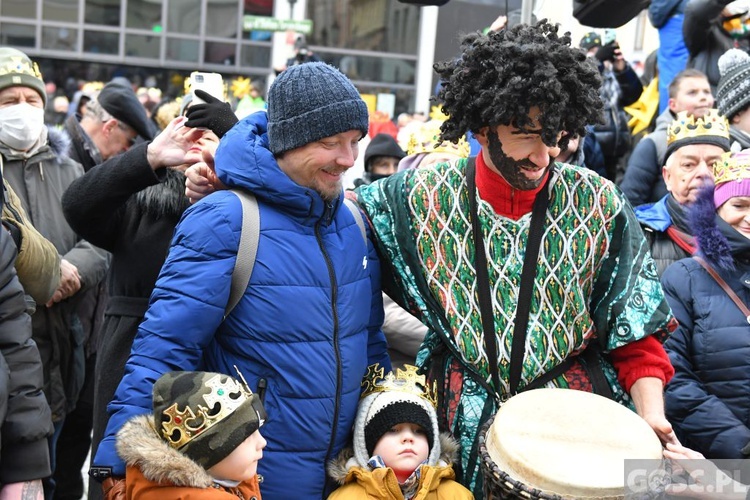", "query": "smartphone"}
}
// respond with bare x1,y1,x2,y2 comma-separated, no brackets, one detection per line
189,72,224,104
